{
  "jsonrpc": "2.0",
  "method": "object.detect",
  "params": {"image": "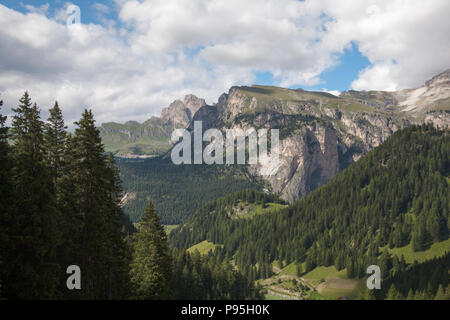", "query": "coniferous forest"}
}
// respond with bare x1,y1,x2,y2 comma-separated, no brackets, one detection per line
0,93,449,300
170,125,450,300
0,93,259,300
